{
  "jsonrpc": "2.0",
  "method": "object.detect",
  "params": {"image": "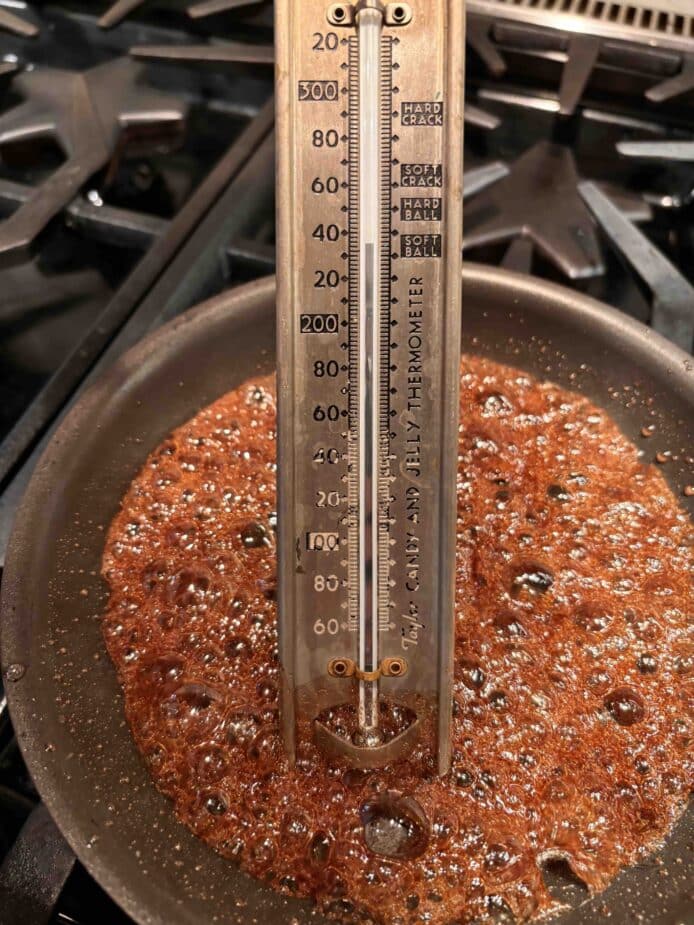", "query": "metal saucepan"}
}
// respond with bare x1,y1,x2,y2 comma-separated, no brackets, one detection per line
1,265,691,925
